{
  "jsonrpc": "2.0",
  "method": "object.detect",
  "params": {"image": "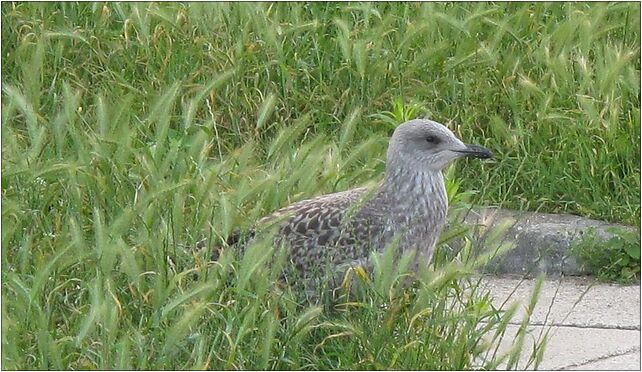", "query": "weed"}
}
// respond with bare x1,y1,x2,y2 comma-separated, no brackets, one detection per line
571,227,641,284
